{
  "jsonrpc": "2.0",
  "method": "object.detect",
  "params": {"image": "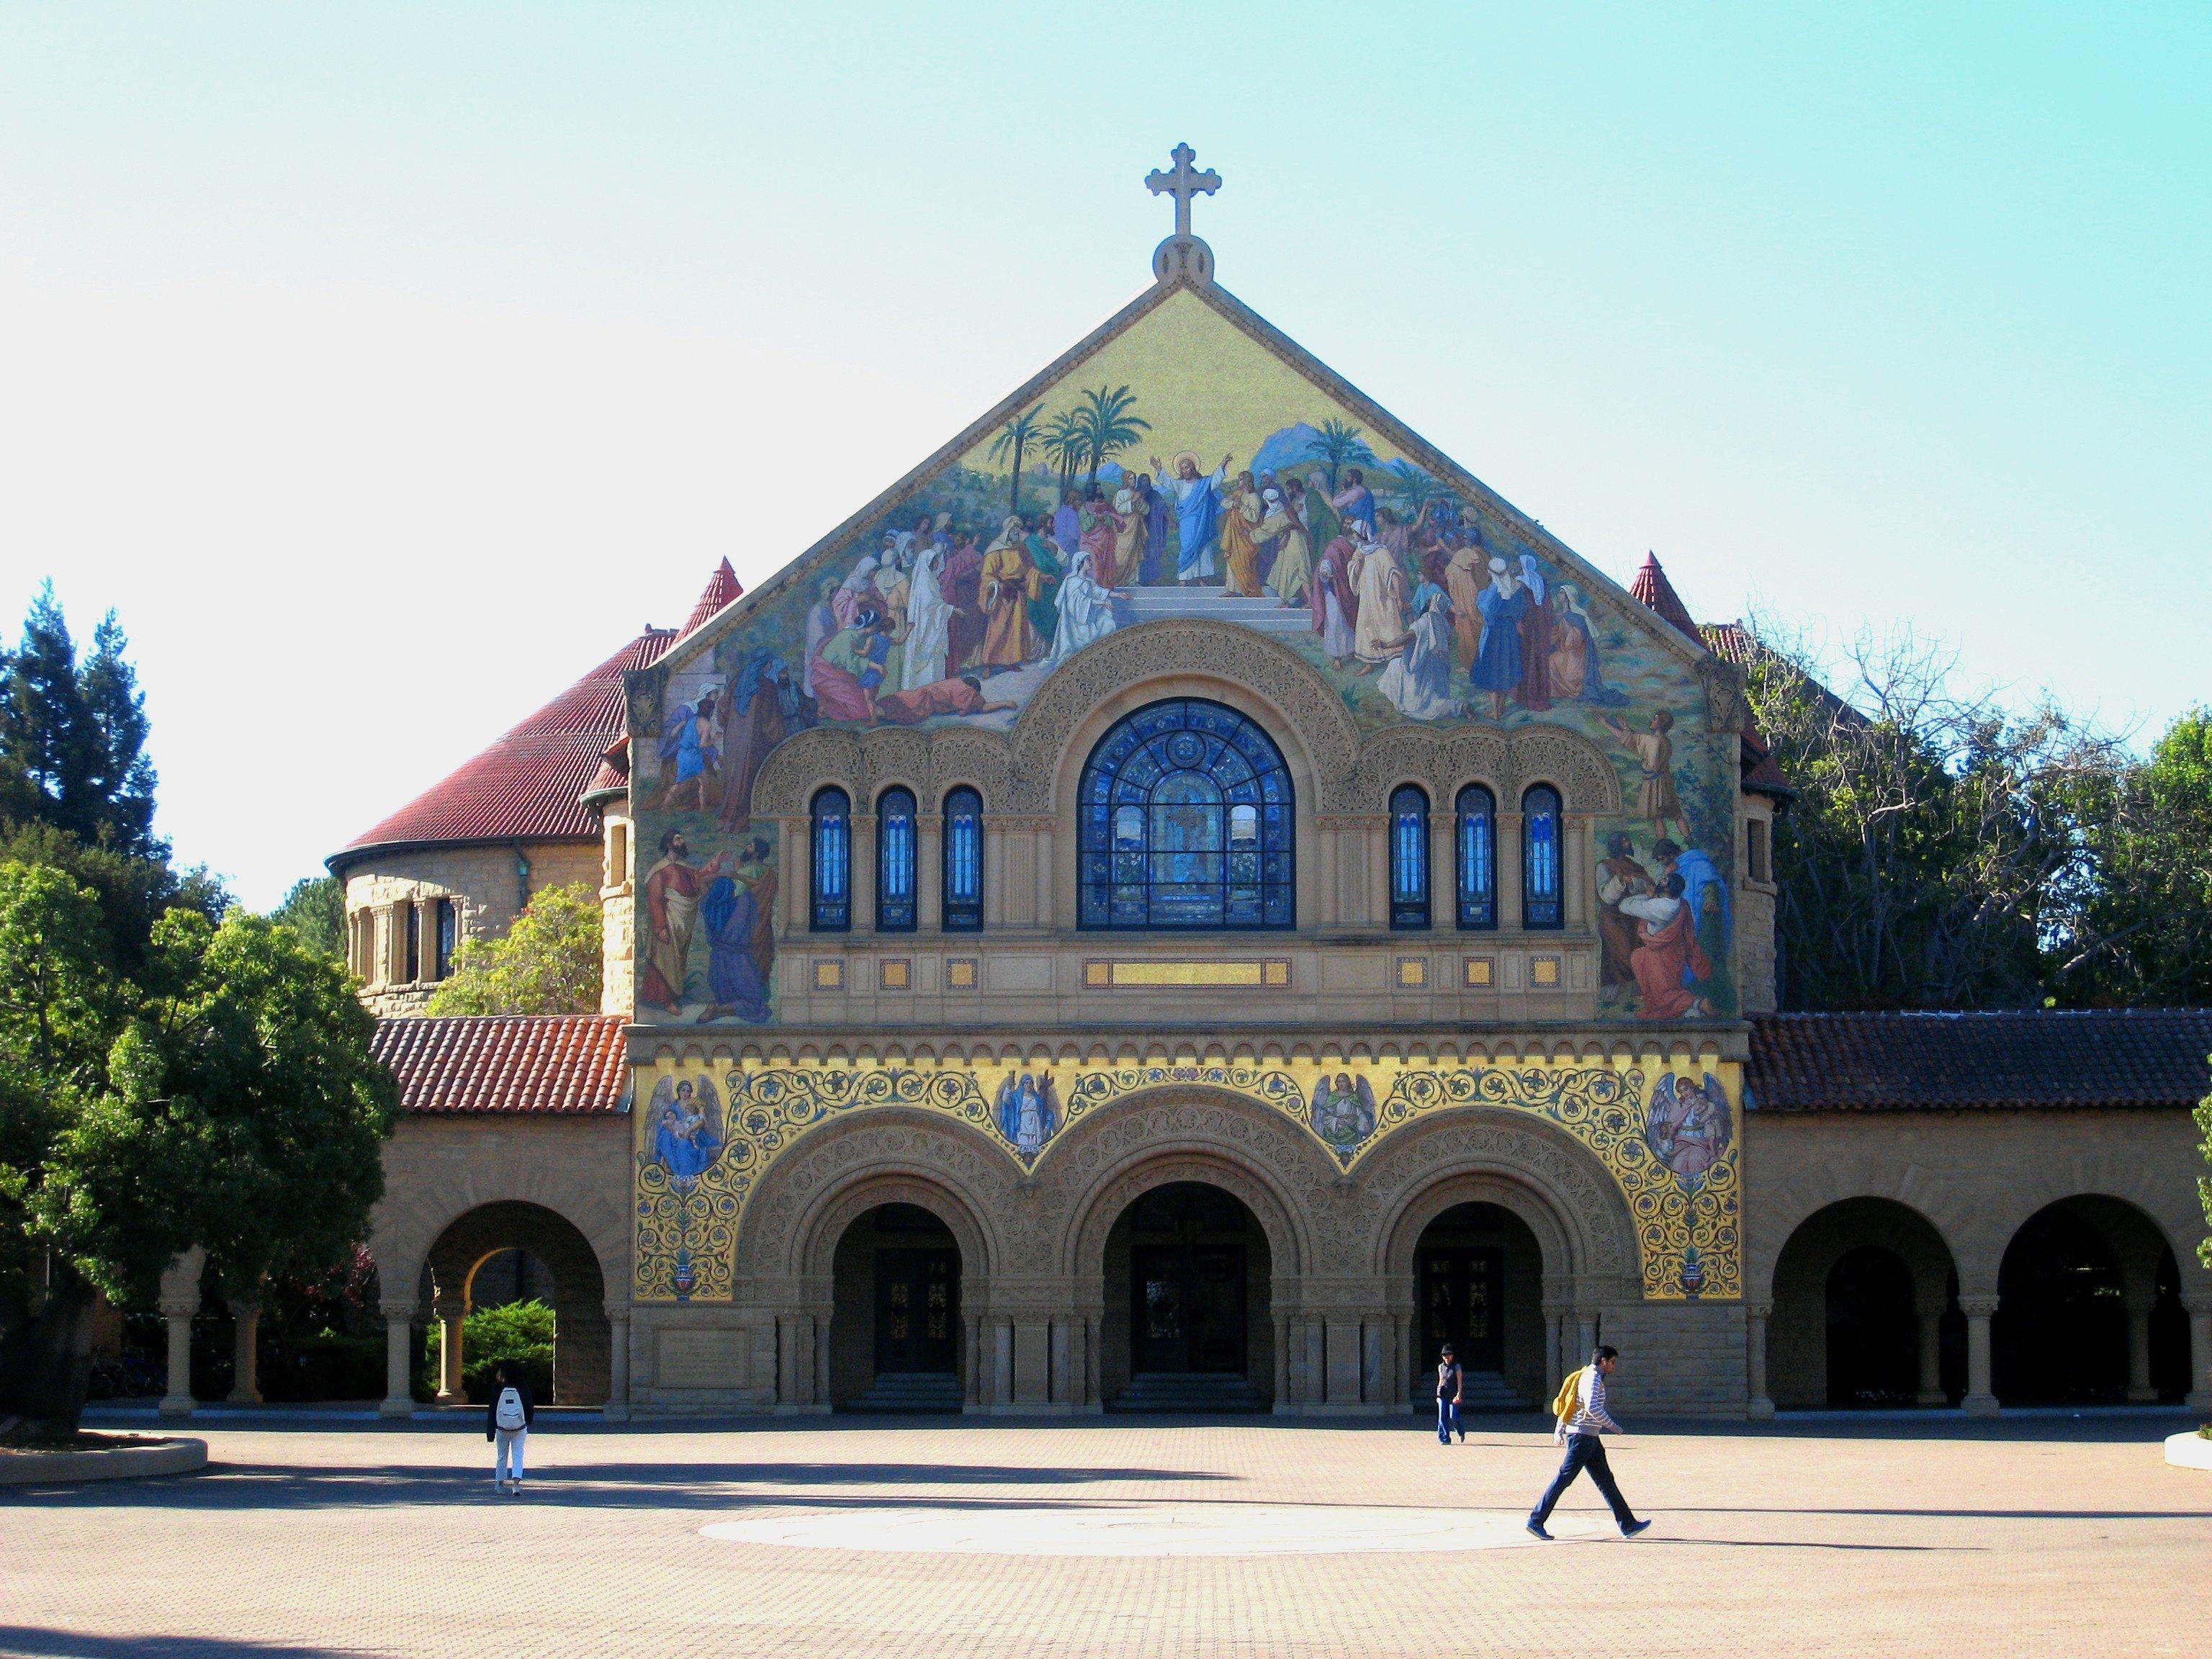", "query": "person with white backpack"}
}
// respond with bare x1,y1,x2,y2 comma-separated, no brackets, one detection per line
485,1362,536,1495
